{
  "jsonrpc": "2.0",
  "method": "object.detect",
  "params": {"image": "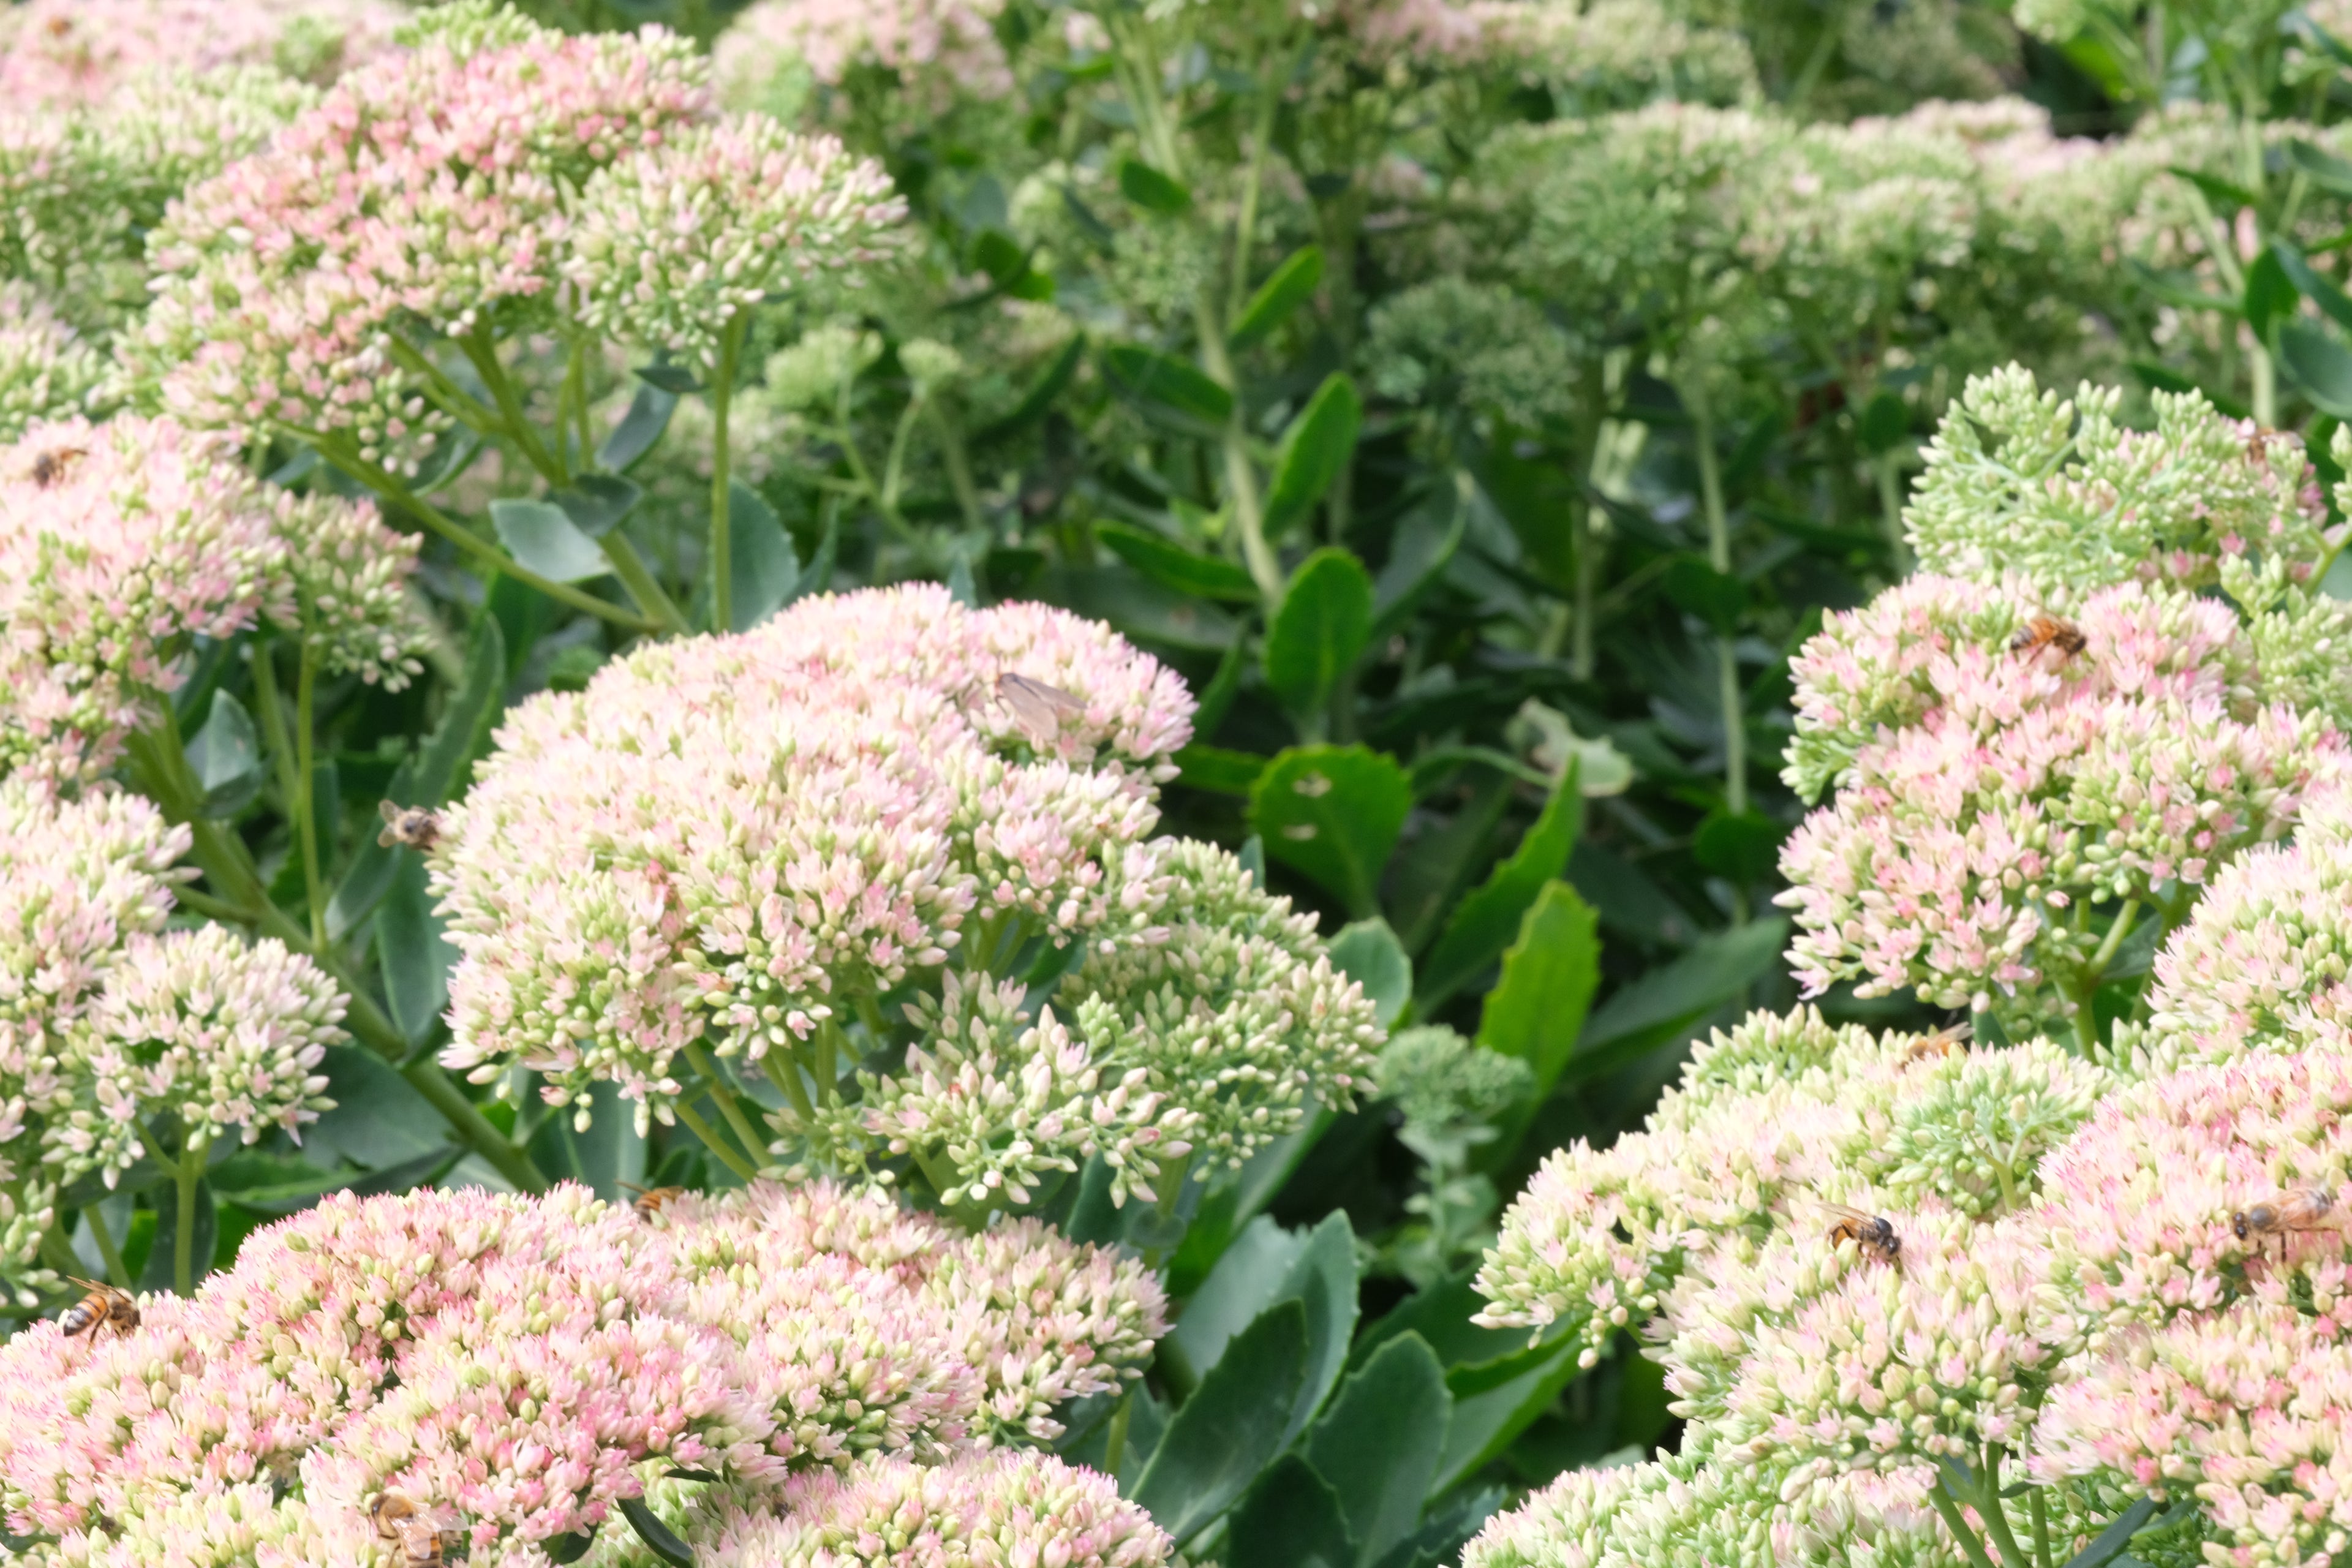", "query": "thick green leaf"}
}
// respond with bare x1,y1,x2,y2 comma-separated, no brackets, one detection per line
727,481,801,629
1174,744,1267,797
1662,555,1746,636
1264,375,1363,539
491,498,609,583
1569,917,1789,1080
2064,1498,2162,1568
1474,881,1601,1101
976,334,1085,442
1327,918,1411,1029
1230,246,1325,350
1279,1212,1360,1444
1229,1455,1355,1568
2277,321,2352,418
1417,766,1583,1014
619,1498,694,1567
1692,809,1785,884
1264,549,1374,718
1095,520,1260,603
377,855,456,1049
186,690,265,818
1131,1300,1310,1545
214,1145,459,1215
598,383,678,472
1166,1214,1310,1382
1348,1268,1532,1374
1307,1334,1451,1565
789,509,840,607
1117,157,1193,214
1101,344,1234,435
636,363,702,394
304,1046,451,1168
543,1528,598,1565
1856,390,1907,455
2274,240,2352,334
2245,249,2297,344
1248,745,1411,919
2289,138,2352,199
1431,1337,1584,1495
549,474,643,538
